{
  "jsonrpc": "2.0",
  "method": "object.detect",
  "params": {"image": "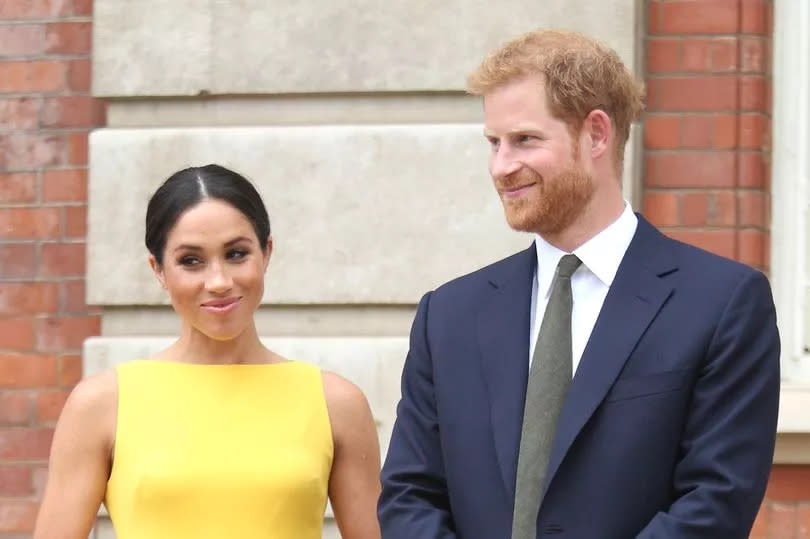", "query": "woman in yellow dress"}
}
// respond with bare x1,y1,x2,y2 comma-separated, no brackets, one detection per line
34,164,382,539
